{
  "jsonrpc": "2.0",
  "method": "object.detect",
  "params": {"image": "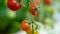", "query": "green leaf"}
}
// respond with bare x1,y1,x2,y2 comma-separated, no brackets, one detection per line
7,22,20,33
